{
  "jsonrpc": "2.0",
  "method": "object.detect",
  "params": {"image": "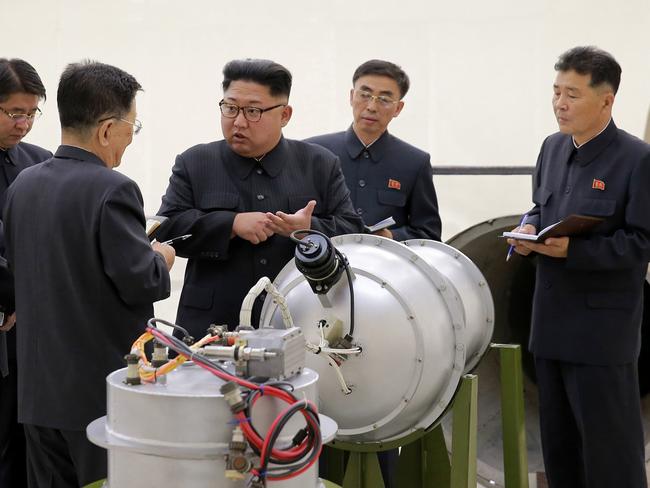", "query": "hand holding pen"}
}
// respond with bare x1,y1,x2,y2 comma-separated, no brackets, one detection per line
506,214,528,262
162,234,192,246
